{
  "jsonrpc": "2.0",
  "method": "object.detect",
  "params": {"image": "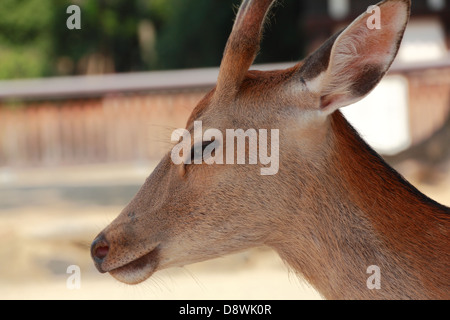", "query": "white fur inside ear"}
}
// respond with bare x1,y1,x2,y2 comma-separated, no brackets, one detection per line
305,72,326,94
322,30,386,101
312,1,409,113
